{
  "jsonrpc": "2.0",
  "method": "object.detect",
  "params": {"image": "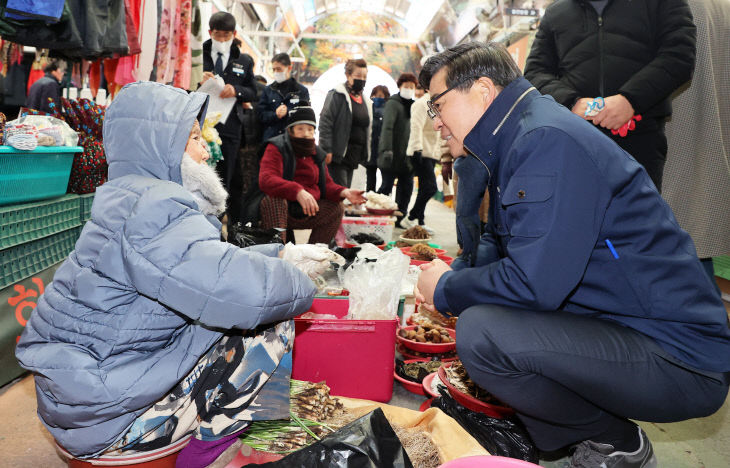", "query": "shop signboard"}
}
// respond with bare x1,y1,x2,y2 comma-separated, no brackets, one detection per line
504,7,540,17
0,262,61,386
